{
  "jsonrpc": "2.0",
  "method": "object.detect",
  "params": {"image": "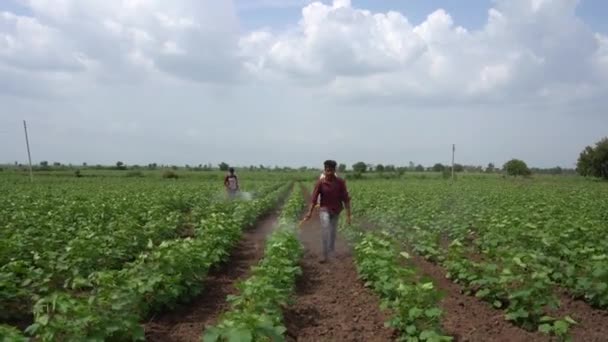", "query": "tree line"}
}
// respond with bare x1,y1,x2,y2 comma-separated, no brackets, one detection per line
577,137,608,180
3,137,606,180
